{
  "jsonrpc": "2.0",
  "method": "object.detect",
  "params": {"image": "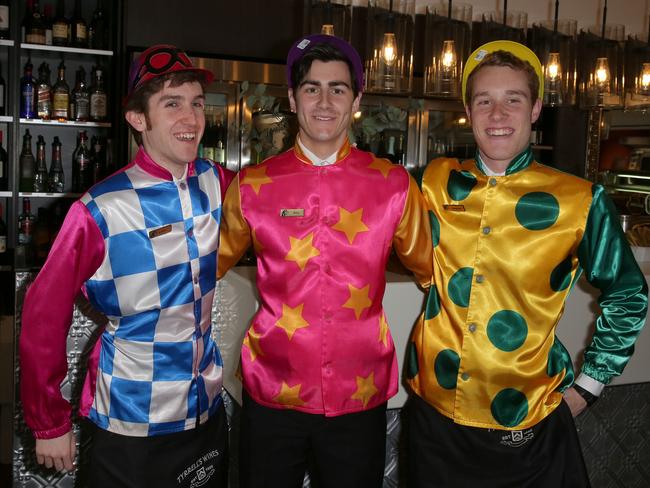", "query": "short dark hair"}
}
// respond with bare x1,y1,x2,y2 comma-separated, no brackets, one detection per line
124,71,208,146
465,50,539,106
290,42,360,98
